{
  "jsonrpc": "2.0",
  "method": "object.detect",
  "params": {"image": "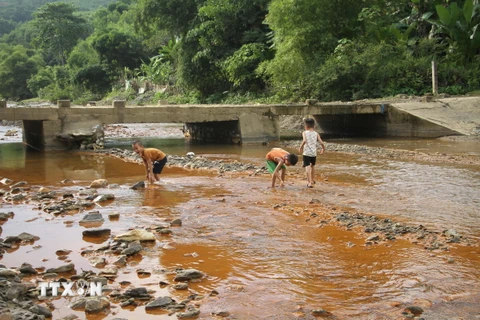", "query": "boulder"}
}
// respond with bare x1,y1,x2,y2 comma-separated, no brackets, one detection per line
114,229,156,242
174,269,204,282
89,179,108,189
